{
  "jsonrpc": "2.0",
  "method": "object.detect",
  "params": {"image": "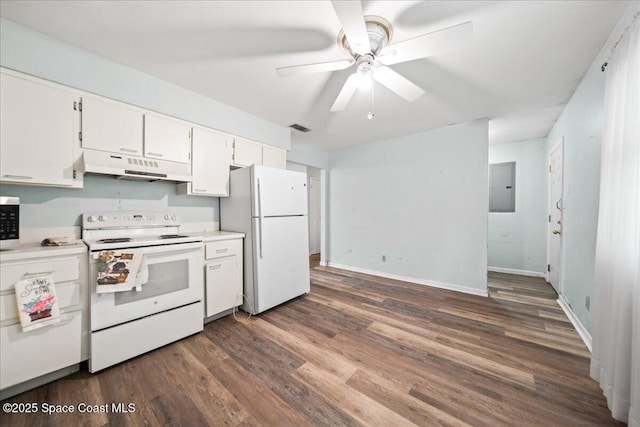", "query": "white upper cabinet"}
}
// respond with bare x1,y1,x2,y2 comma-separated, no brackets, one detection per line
177,127,232,197
0,70,79,187
81,95,144,155
232,137,263,167
232,137,287,169
144,113,191,164
262,145,287,169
